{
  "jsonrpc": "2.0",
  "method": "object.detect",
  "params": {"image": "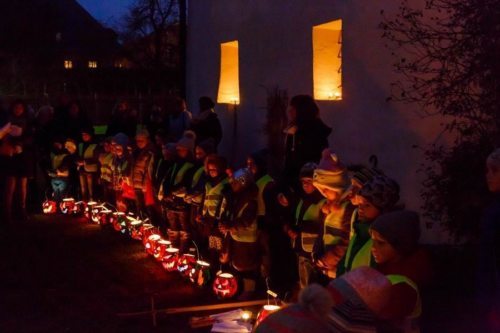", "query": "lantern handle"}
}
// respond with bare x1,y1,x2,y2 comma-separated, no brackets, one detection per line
191,240,201,260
